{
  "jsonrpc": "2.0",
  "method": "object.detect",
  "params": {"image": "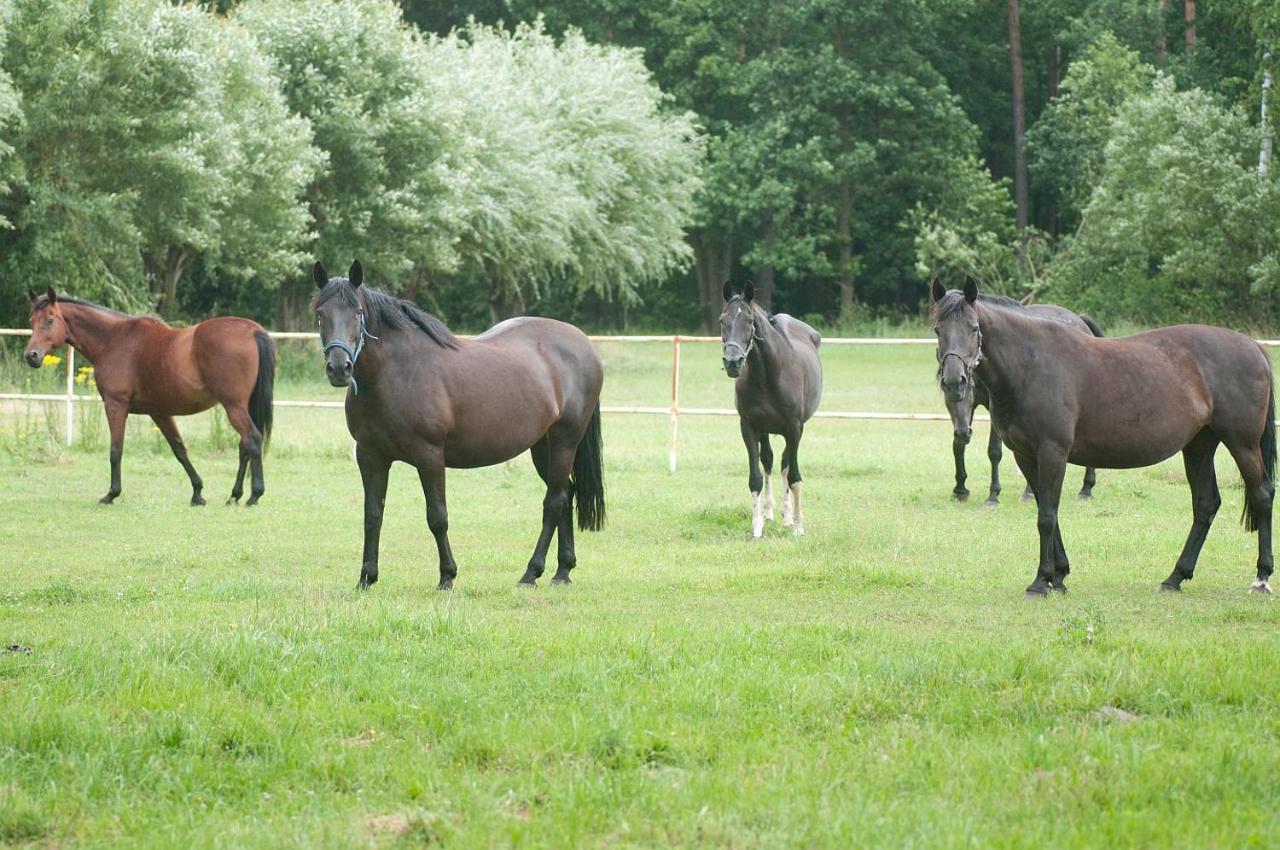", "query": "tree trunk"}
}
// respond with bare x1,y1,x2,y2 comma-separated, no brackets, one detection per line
158,246,190,317
1184,0,1196,55
836,174,855,317
1156,0,1169,64
1261,52,1274,179
1008,0,1029,232
754,209,776,312
487,283,525,325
